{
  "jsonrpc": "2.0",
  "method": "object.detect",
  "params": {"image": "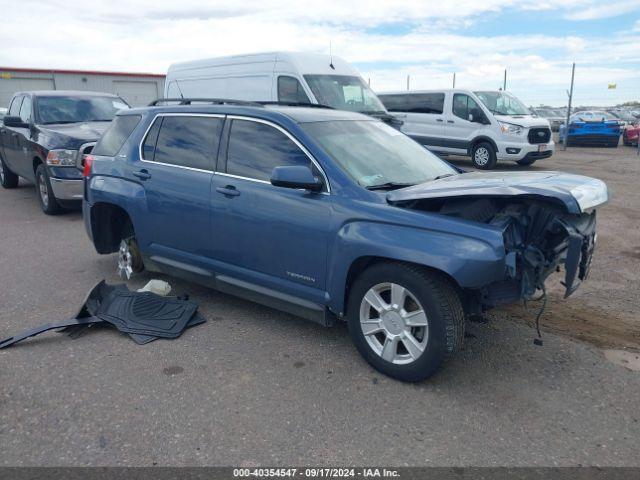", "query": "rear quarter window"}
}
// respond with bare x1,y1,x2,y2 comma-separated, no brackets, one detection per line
93,115,142,156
